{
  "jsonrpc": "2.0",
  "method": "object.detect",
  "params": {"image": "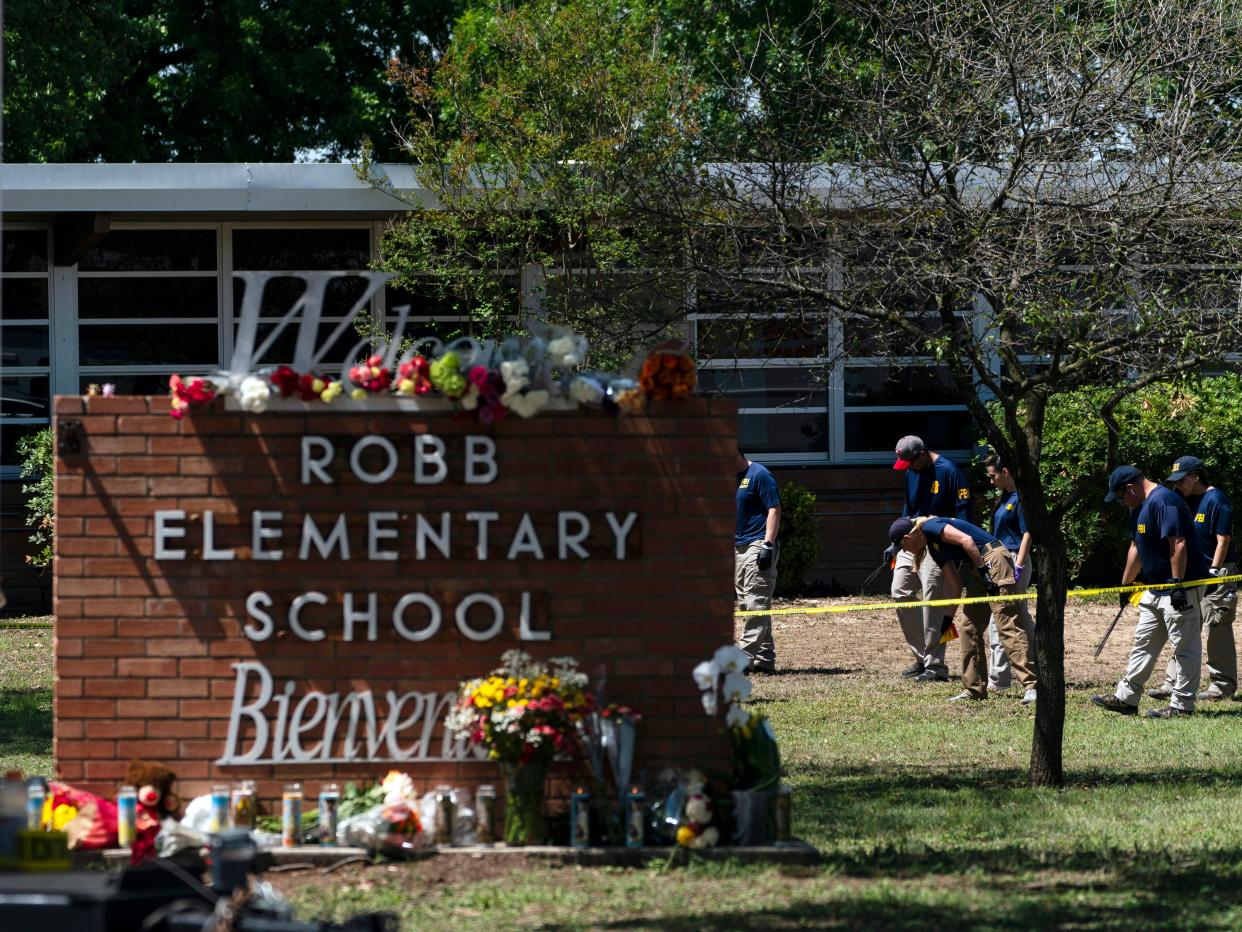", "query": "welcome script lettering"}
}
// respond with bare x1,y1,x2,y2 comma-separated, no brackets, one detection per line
155,431,639,766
